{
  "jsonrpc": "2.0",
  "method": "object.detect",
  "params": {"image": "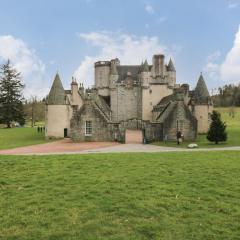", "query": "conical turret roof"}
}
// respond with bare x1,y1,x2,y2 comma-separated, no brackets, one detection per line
47,73,66,105
194,74,210,104
167,58,176,72
142,60,149,72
